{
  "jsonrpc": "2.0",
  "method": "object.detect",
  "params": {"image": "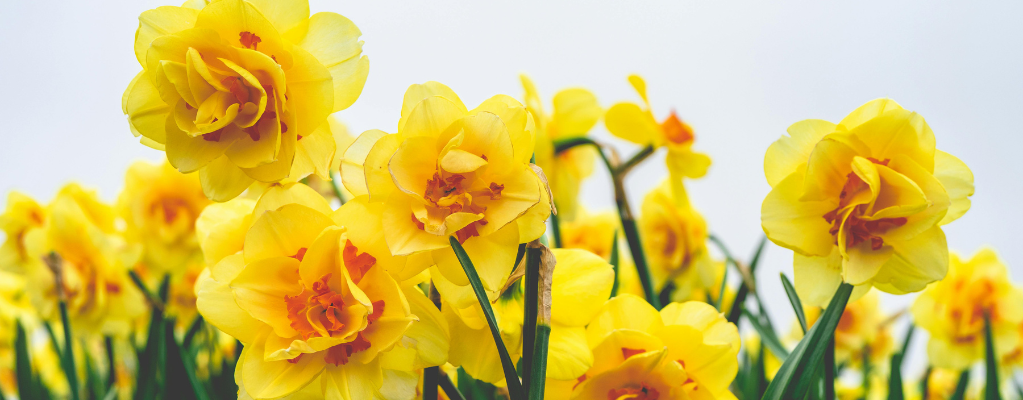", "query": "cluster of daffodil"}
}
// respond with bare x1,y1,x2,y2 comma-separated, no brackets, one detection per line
1,0,1019,400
